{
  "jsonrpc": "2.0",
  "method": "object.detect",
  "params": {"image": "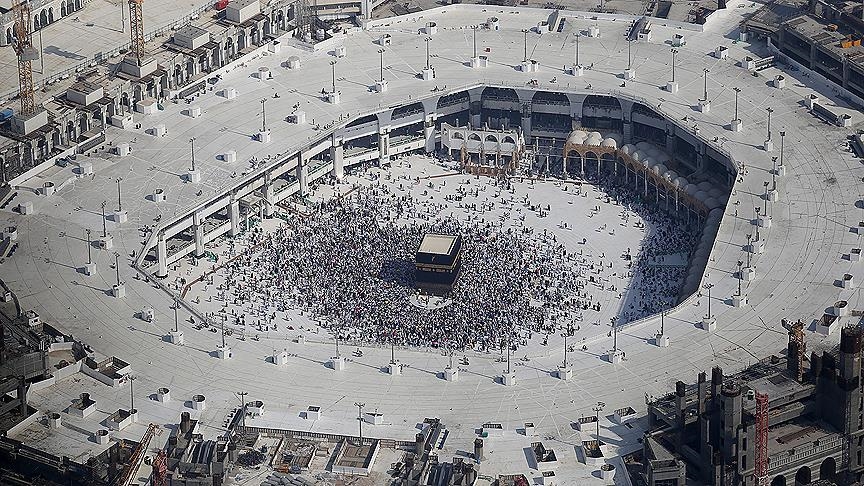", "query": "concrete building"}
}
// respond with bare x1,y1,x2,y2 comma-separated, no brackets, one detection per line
641,323,864,486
